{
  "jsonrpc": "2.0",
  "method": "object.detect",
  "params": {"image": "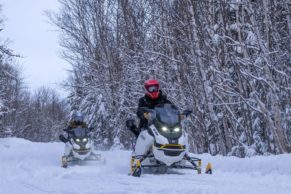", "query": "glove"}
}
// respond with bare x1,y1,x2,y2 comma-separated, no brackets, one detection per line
126,119,135,129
